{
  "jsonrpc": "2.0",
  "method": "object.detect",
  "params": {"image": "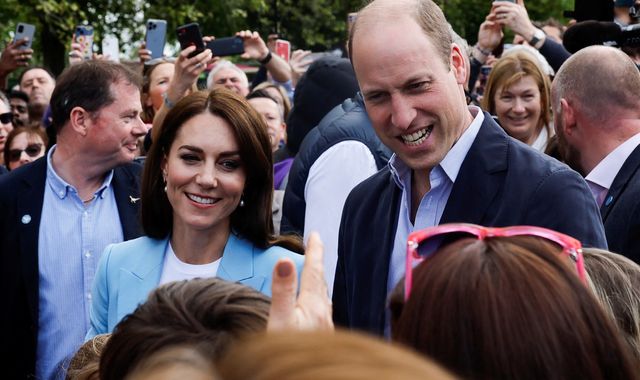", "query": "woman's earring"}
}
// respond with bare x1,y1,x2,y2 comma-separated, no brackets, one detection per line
239,197,245,207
